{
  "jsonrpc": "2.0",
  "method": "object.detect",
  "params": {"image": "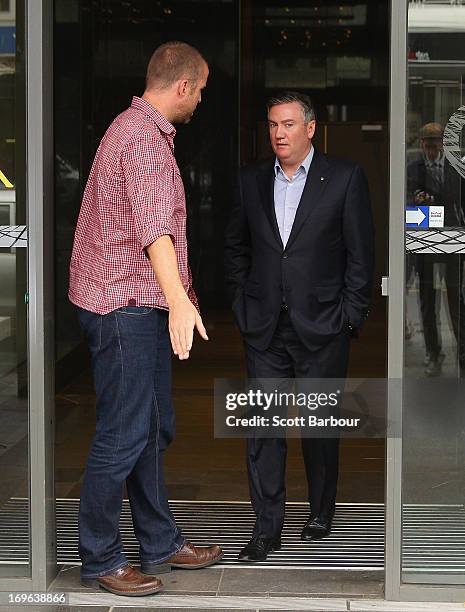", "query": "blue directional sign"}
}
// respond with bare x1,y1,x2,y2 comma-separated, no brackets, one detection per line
406,206,444,228
0,27,15,55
